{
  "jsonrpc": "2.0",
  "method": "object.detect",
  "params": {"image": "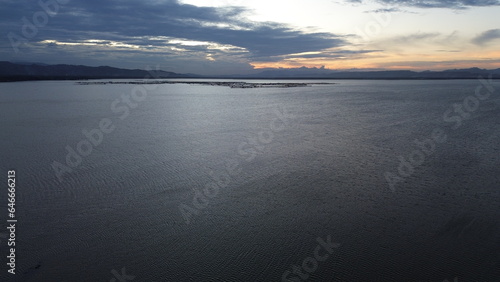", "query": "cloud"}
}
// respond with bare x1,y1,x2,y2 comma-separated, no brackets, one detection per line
348,0,500,9
361,31,466,57
375,58,500,69
368,31,464,51
472,29,500,45
364,7,415,13
0,0,345,61
283,49,381,59
390,32,441,43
